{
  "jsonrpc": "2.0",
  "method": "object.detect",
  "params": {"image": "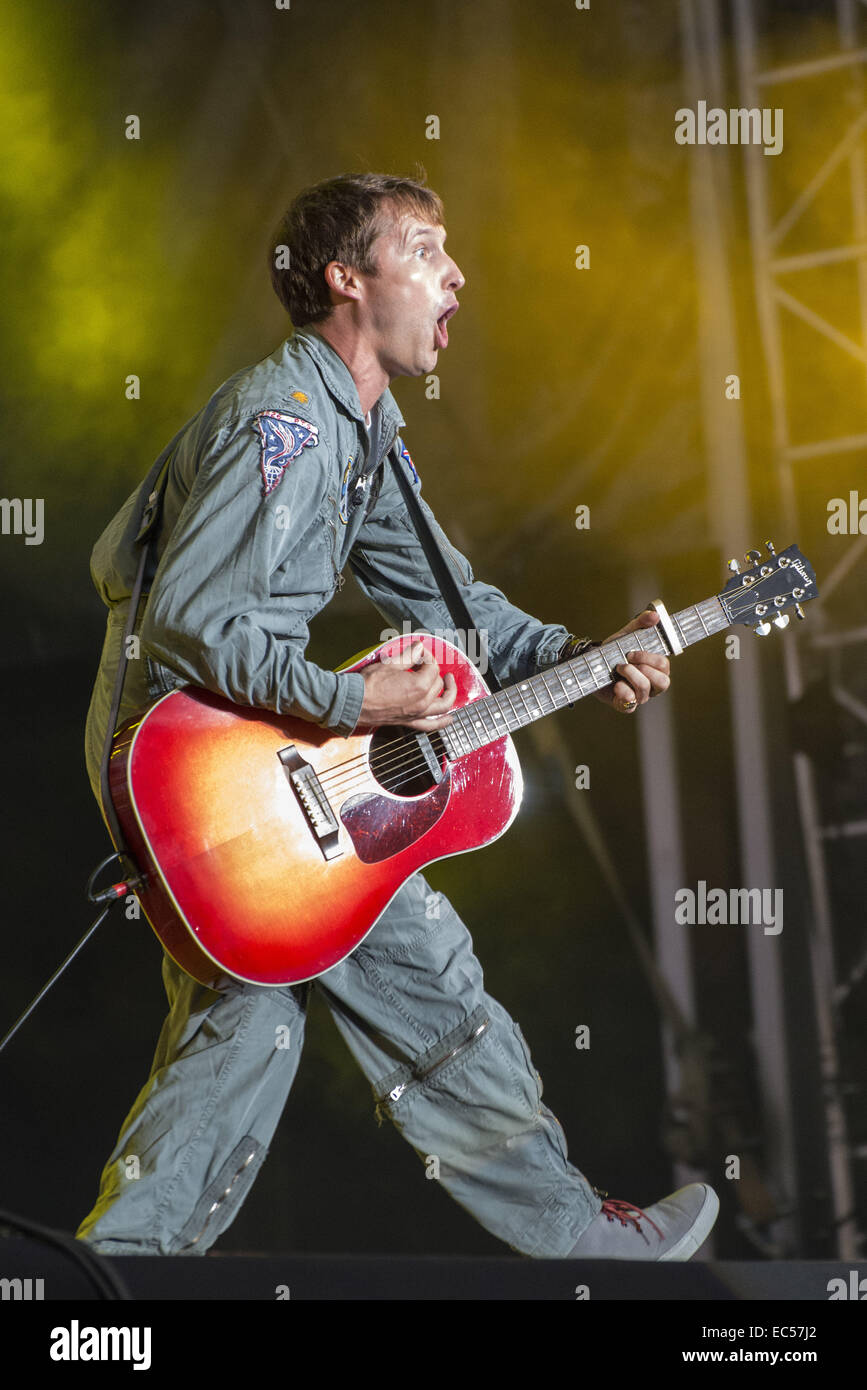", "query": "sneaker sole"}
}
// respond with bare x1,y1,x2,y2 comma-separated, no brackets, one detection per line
658,1185,720,1262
